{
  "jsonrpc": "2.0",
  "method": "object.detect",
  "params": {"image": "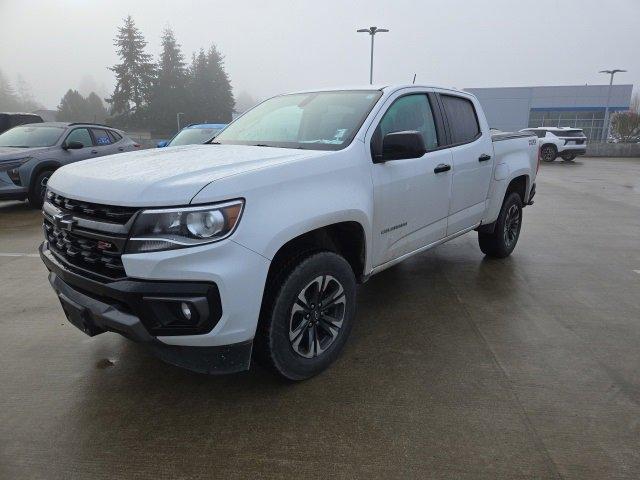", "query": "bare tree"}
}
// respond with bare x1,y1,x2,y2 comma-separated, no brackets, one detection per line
630,92,640,114
611,110,640,143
